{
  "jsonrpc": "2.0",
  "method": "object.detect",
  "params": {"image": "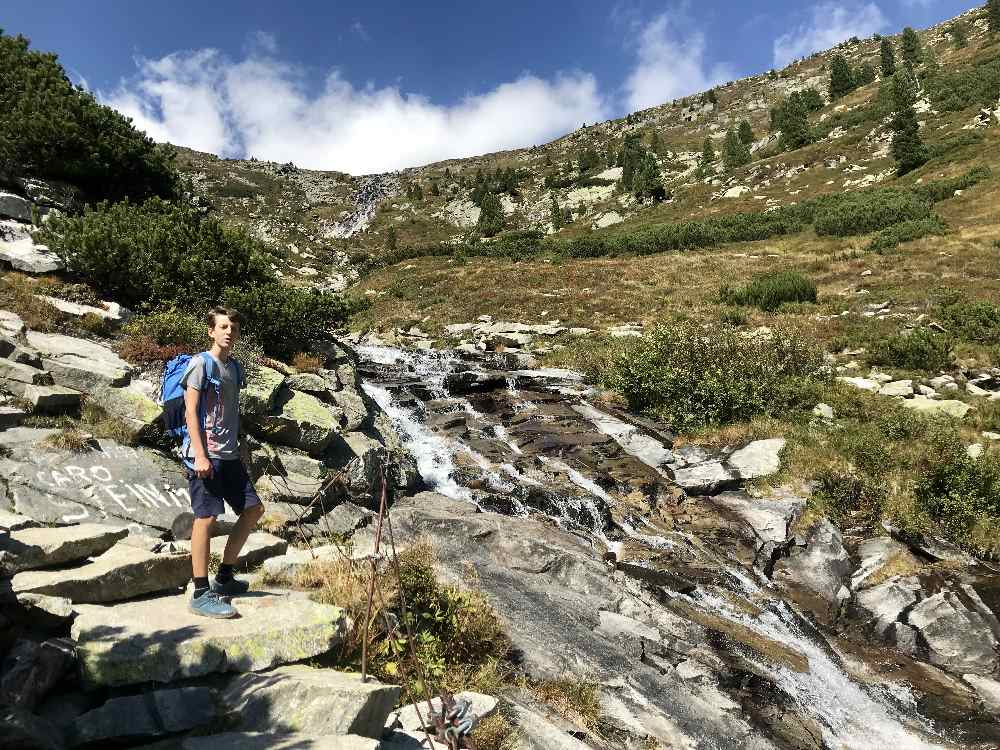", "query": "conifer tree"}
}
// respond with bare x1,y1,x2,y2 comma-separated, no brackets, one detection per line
800,88,824,112
701,137,716,164
738,119,755,145
890,70,927,176
880,37,897,77
444,167,451,177
706,88,718,105
777,94,812,150
723,127,751,169
549,193,562,231
950,21,968,48
430,182,440,197
857,62,876,86
829,54,856,99
384,225,397,253
901,27,922,70
631,153,665,201
477,191,504,237
989,0,1000,35
649,130,661,152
